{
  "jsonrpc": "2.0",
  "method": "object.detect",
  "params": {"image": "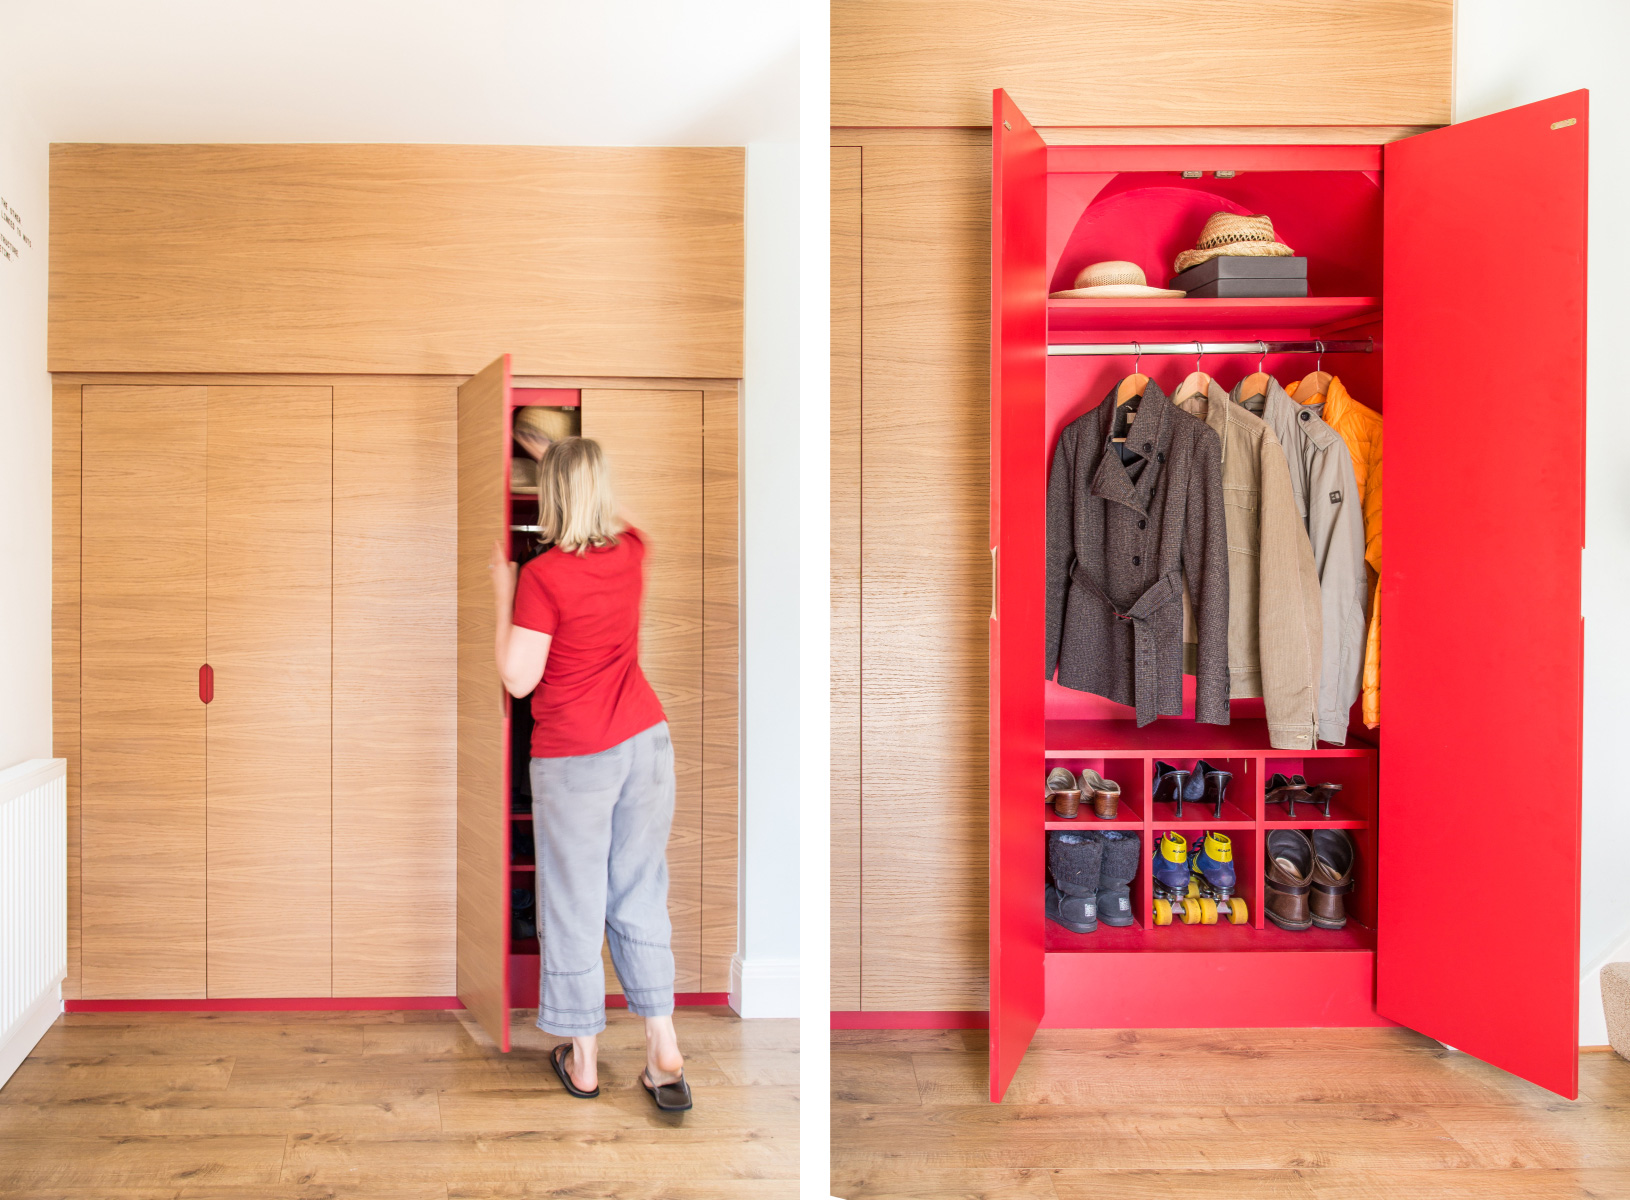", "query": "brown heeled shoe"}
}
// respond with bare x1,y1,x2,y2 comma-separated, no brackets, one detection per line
1266,773,1311,819
1046,767,1082,819
1091,776,1120,820
1305,782,1343,820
